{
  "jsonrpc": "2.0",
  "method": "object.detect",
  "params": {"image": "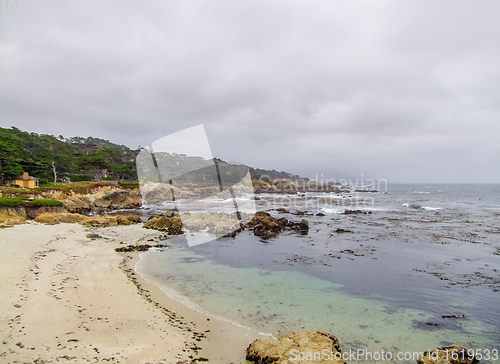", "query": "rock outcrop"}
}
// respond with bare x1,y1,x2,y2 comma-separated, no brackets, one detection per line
62,188,142,213
342,209,371,215
115,243,167,252
0,206,28,227
34,212,140,227
35,212,88,225
0,205,67,224
246,211,309,238
0,206,28,218
26,206,67,219
63,196,93,212
246,330,345,364
417,345,479,364
81,214,141,227
143,210,309,238
143,211,184,235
